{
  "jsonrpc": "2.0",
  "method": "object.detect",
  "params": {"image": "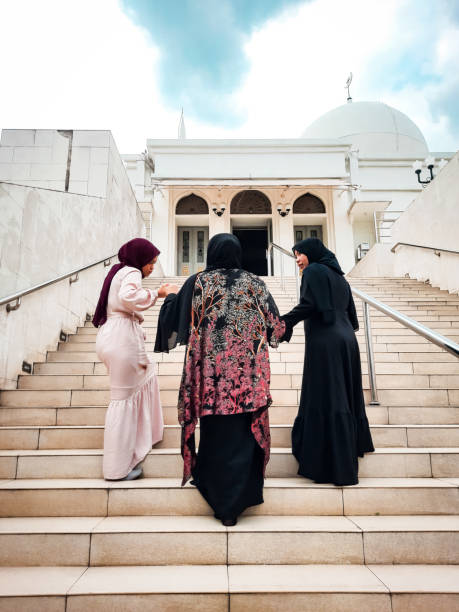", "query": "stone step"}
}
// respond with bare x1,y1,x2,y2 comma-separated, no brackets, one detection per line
2,424,459,451
2,387,457,408
32,359,459,377
64,331,459,346
43,347,459,365
1,563,458,612
0,515,458,567
2,405,459,428
19,373,458,391
0,478,458,517
1,447,458,480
